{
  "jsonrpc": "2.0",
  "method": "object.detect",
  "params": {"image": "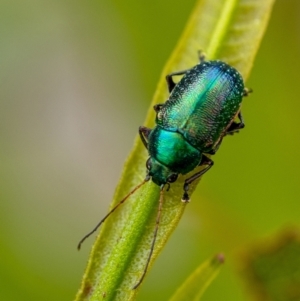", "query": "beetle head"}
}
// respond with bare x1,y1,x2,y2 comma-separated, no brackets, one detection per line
146,157,178,186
